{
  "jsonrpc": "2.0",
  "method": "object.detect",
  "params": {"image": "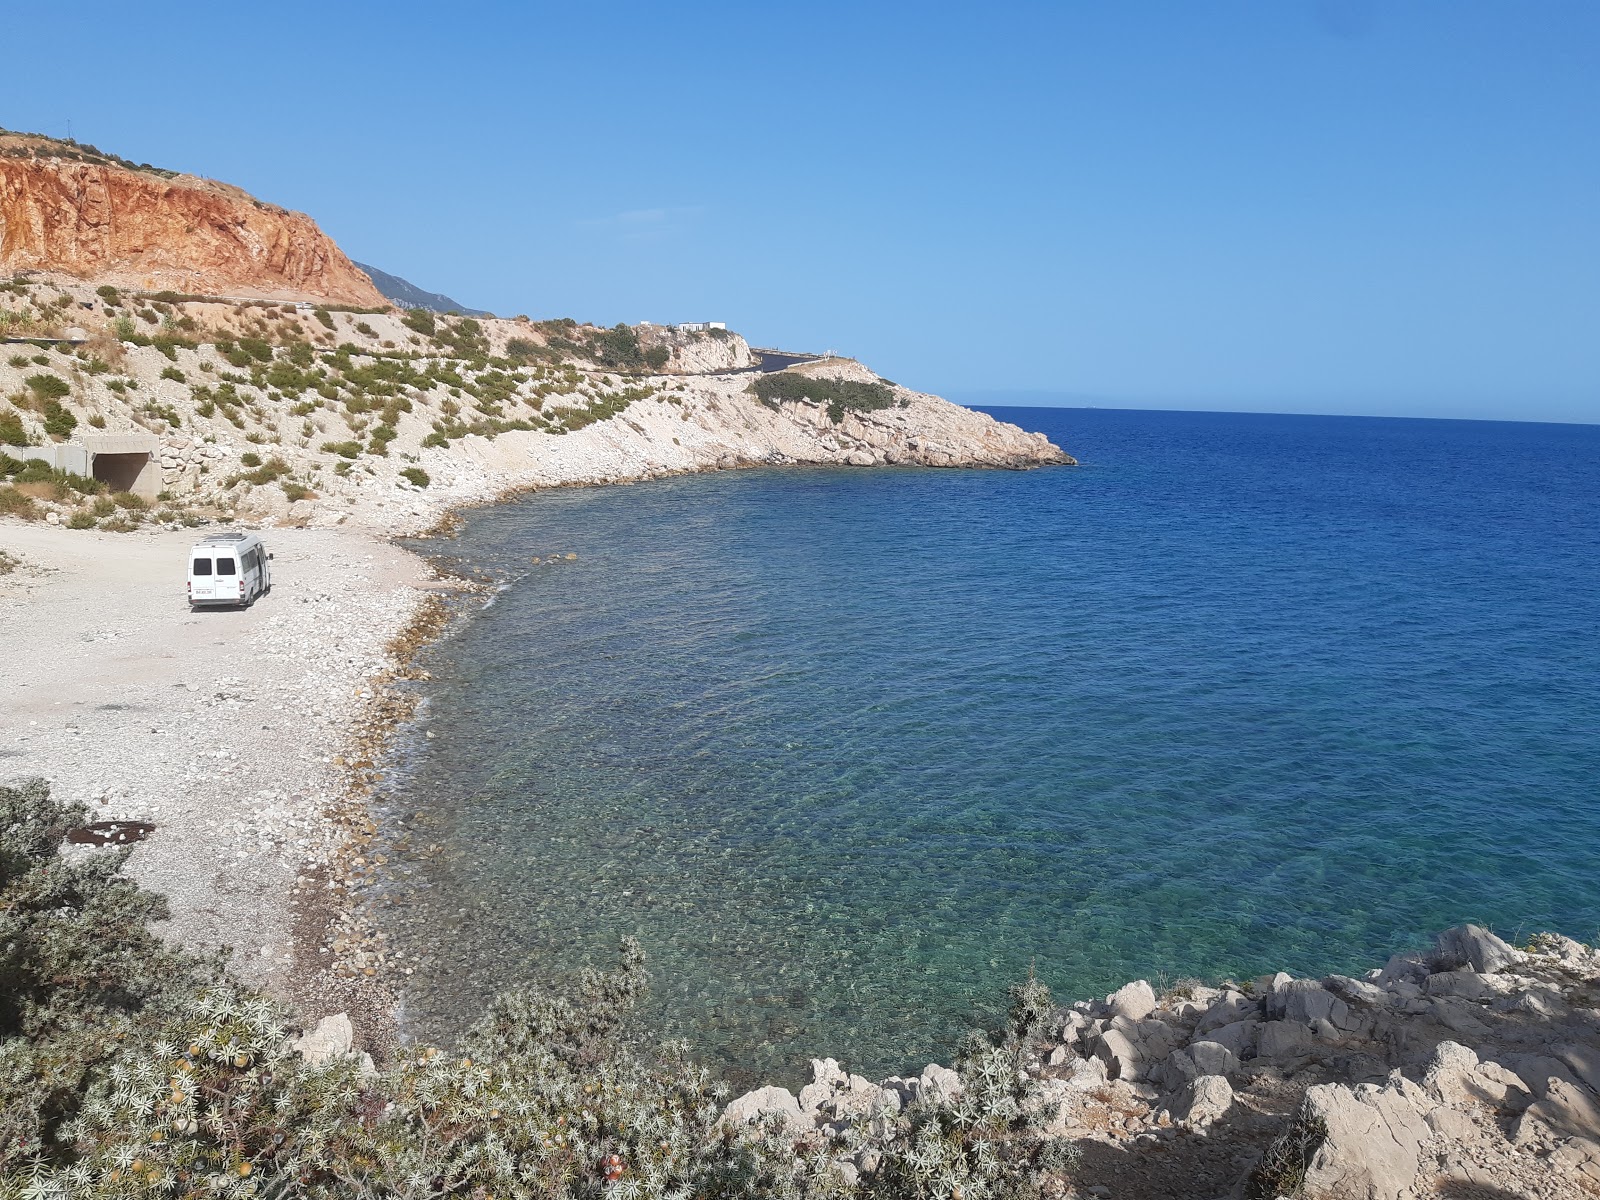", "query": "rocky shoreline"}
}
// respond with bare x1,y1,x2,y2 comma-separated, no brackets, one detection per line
722,924,1600,1199
8,513,1600,1198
